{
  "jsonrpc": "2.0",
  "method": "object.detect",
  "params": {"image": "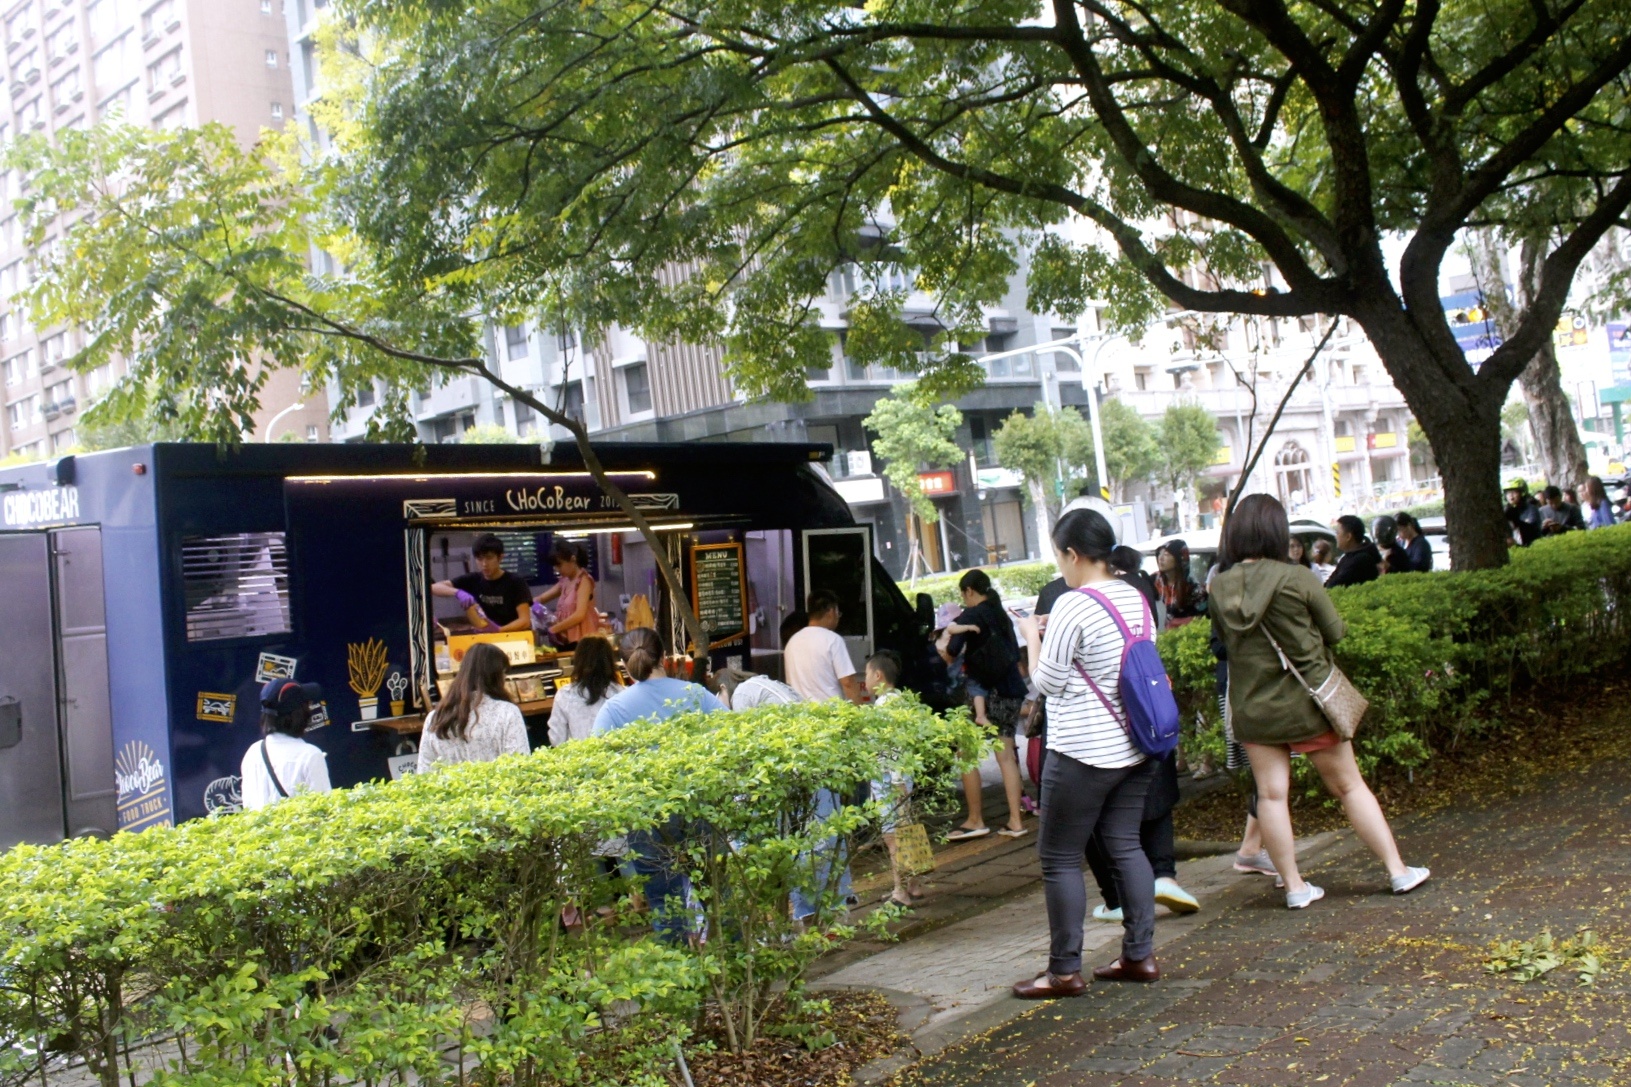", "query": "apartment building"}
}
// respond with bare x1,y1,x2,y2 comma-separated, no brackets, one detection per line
0,0,327,460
